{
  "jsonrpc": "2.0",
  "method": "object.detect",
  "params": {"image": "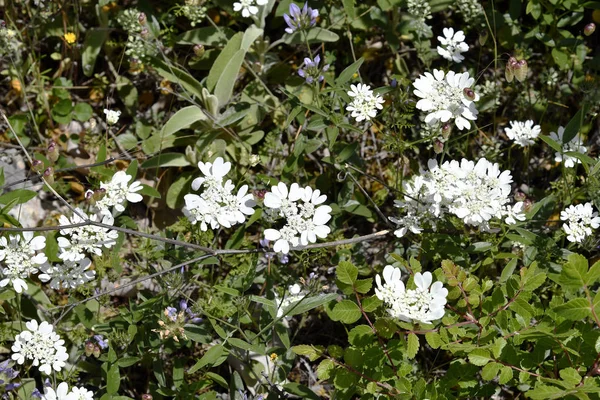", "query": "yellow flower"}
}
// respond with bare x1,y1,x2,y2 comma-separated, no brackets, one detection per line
64,32,76,44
